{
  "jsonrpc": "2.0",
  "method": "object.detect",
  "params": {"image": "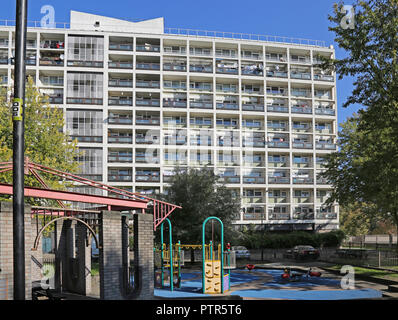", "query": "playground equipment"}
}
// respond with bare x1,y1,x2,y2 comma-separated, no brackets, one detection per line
154,218,184,291
202,217,235,294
